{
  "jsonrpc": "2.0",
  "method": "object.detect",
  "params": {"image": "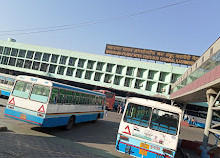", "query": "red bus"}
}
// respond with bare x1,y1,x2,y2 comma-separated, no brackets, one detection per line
93,90,115,110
